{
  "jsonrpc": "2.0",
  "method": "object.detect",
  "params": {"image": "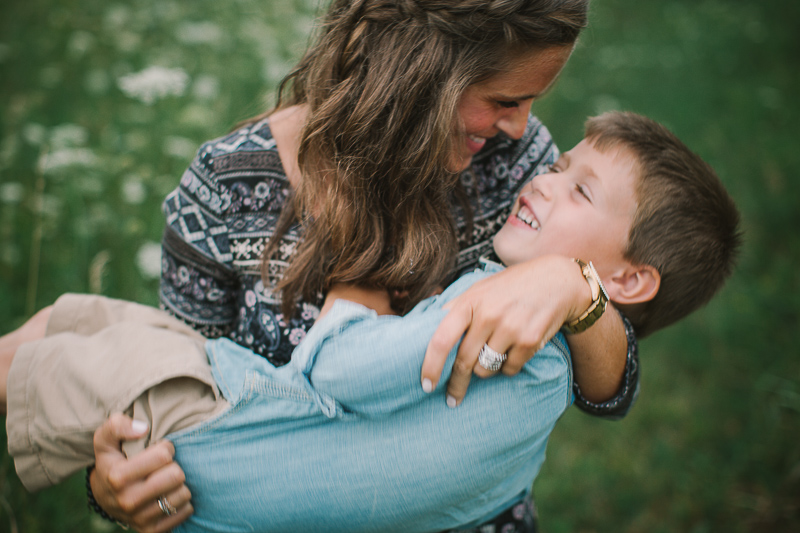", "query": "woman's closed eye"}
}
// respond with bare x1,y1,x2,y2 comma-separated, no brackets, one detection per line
496,100,519,109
